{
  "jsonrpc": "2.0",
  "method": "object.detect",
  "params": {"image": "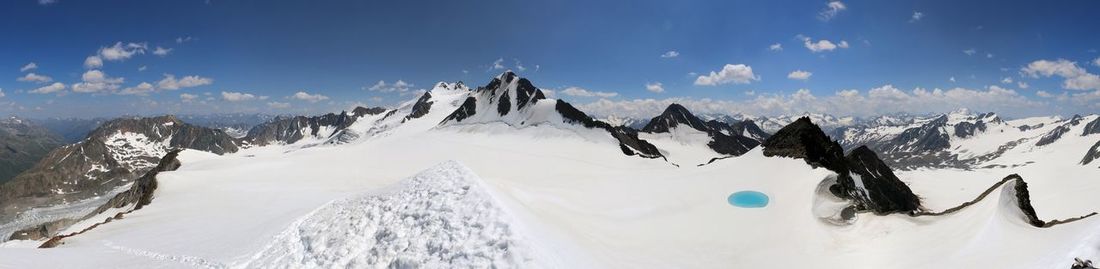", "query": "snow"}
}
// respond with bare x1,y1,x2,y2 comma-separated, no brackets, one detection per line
240,161,536,268
639,126,721,166
2,80,1099,267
